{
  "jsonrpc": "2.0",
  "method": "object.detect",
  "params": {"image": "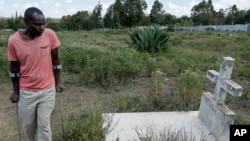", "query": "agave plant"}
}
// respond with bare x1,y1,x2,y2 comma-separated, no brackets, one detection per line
130,25,170,53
